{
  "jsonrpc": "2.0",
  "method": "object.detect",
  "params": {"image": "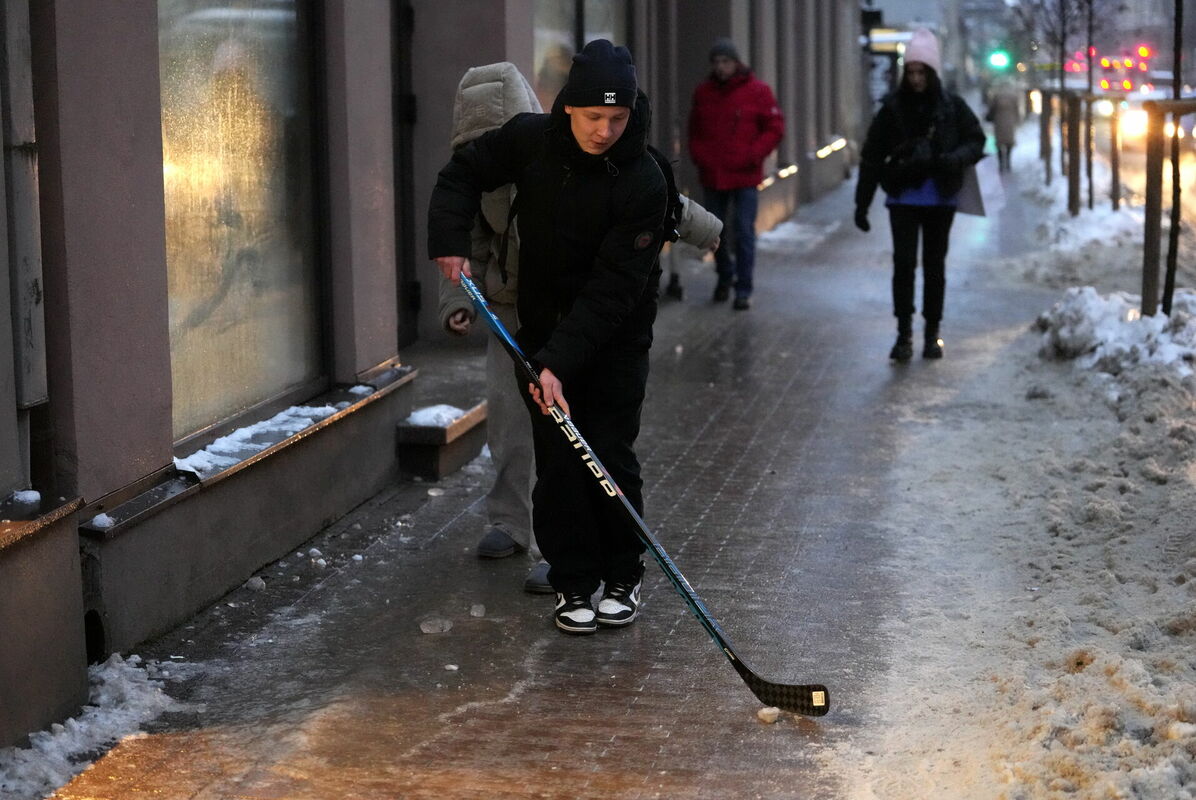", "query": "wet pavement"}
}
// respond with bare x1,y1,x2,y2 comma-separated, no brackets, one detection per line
54,161,1057,799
